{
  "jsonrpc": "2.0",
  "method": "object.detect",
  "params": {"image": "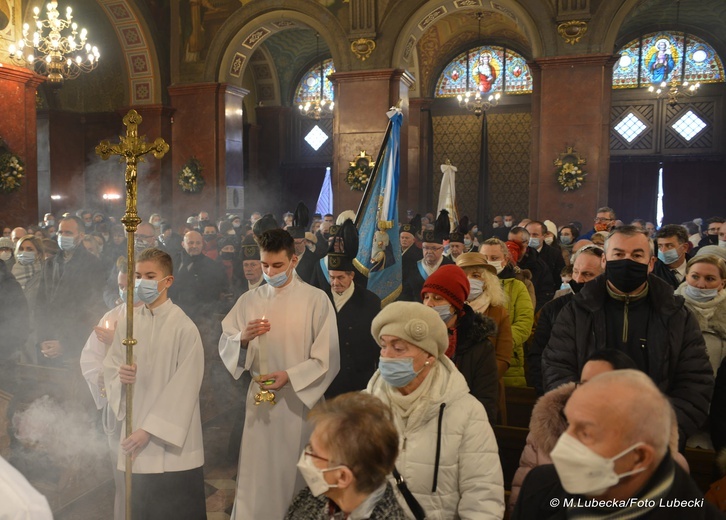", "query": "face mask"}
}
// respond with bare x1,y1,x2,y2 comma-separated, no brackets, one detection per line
0,251,11,262
220,251,235,261
720,240,726,249
550,433,646,496
432,303,454,323
528,237,541,249
657,248,680,265
58,235,77,251
471,227,478,236
468,278,484,300
606,258,649,294
545,237,554,246
464,238,473,247
492,222,499,229
84,221,93,229
134,240,150,254
569,279,585,294
488,260,504,274
594,223,610,232
17,251,36,265
296,450,343,497
378,357,427,388
119,287,141,304
203,234,216,242
46,220,55,227
135,277,169,305
263,263,293,288
504,221,513,228
684,284,720,303
706,235,718,245
232,221,241,229
560,282,570,291
560,235,573,246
